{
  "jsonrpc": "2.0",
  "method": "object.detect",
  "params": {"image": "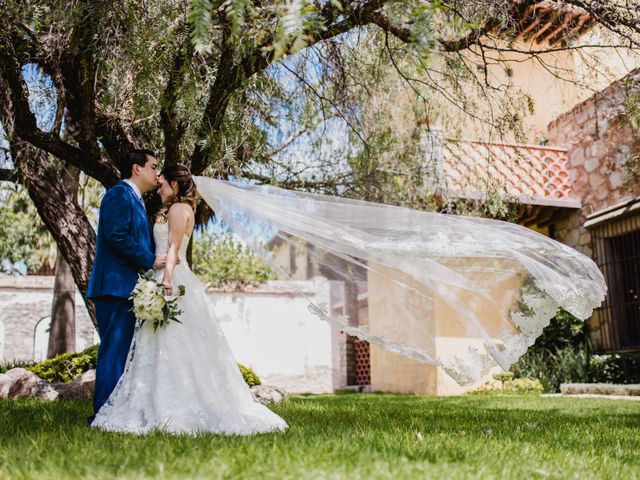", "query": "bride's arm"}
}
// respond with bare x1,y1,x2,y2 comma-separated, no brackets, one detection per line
161,203,193,294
